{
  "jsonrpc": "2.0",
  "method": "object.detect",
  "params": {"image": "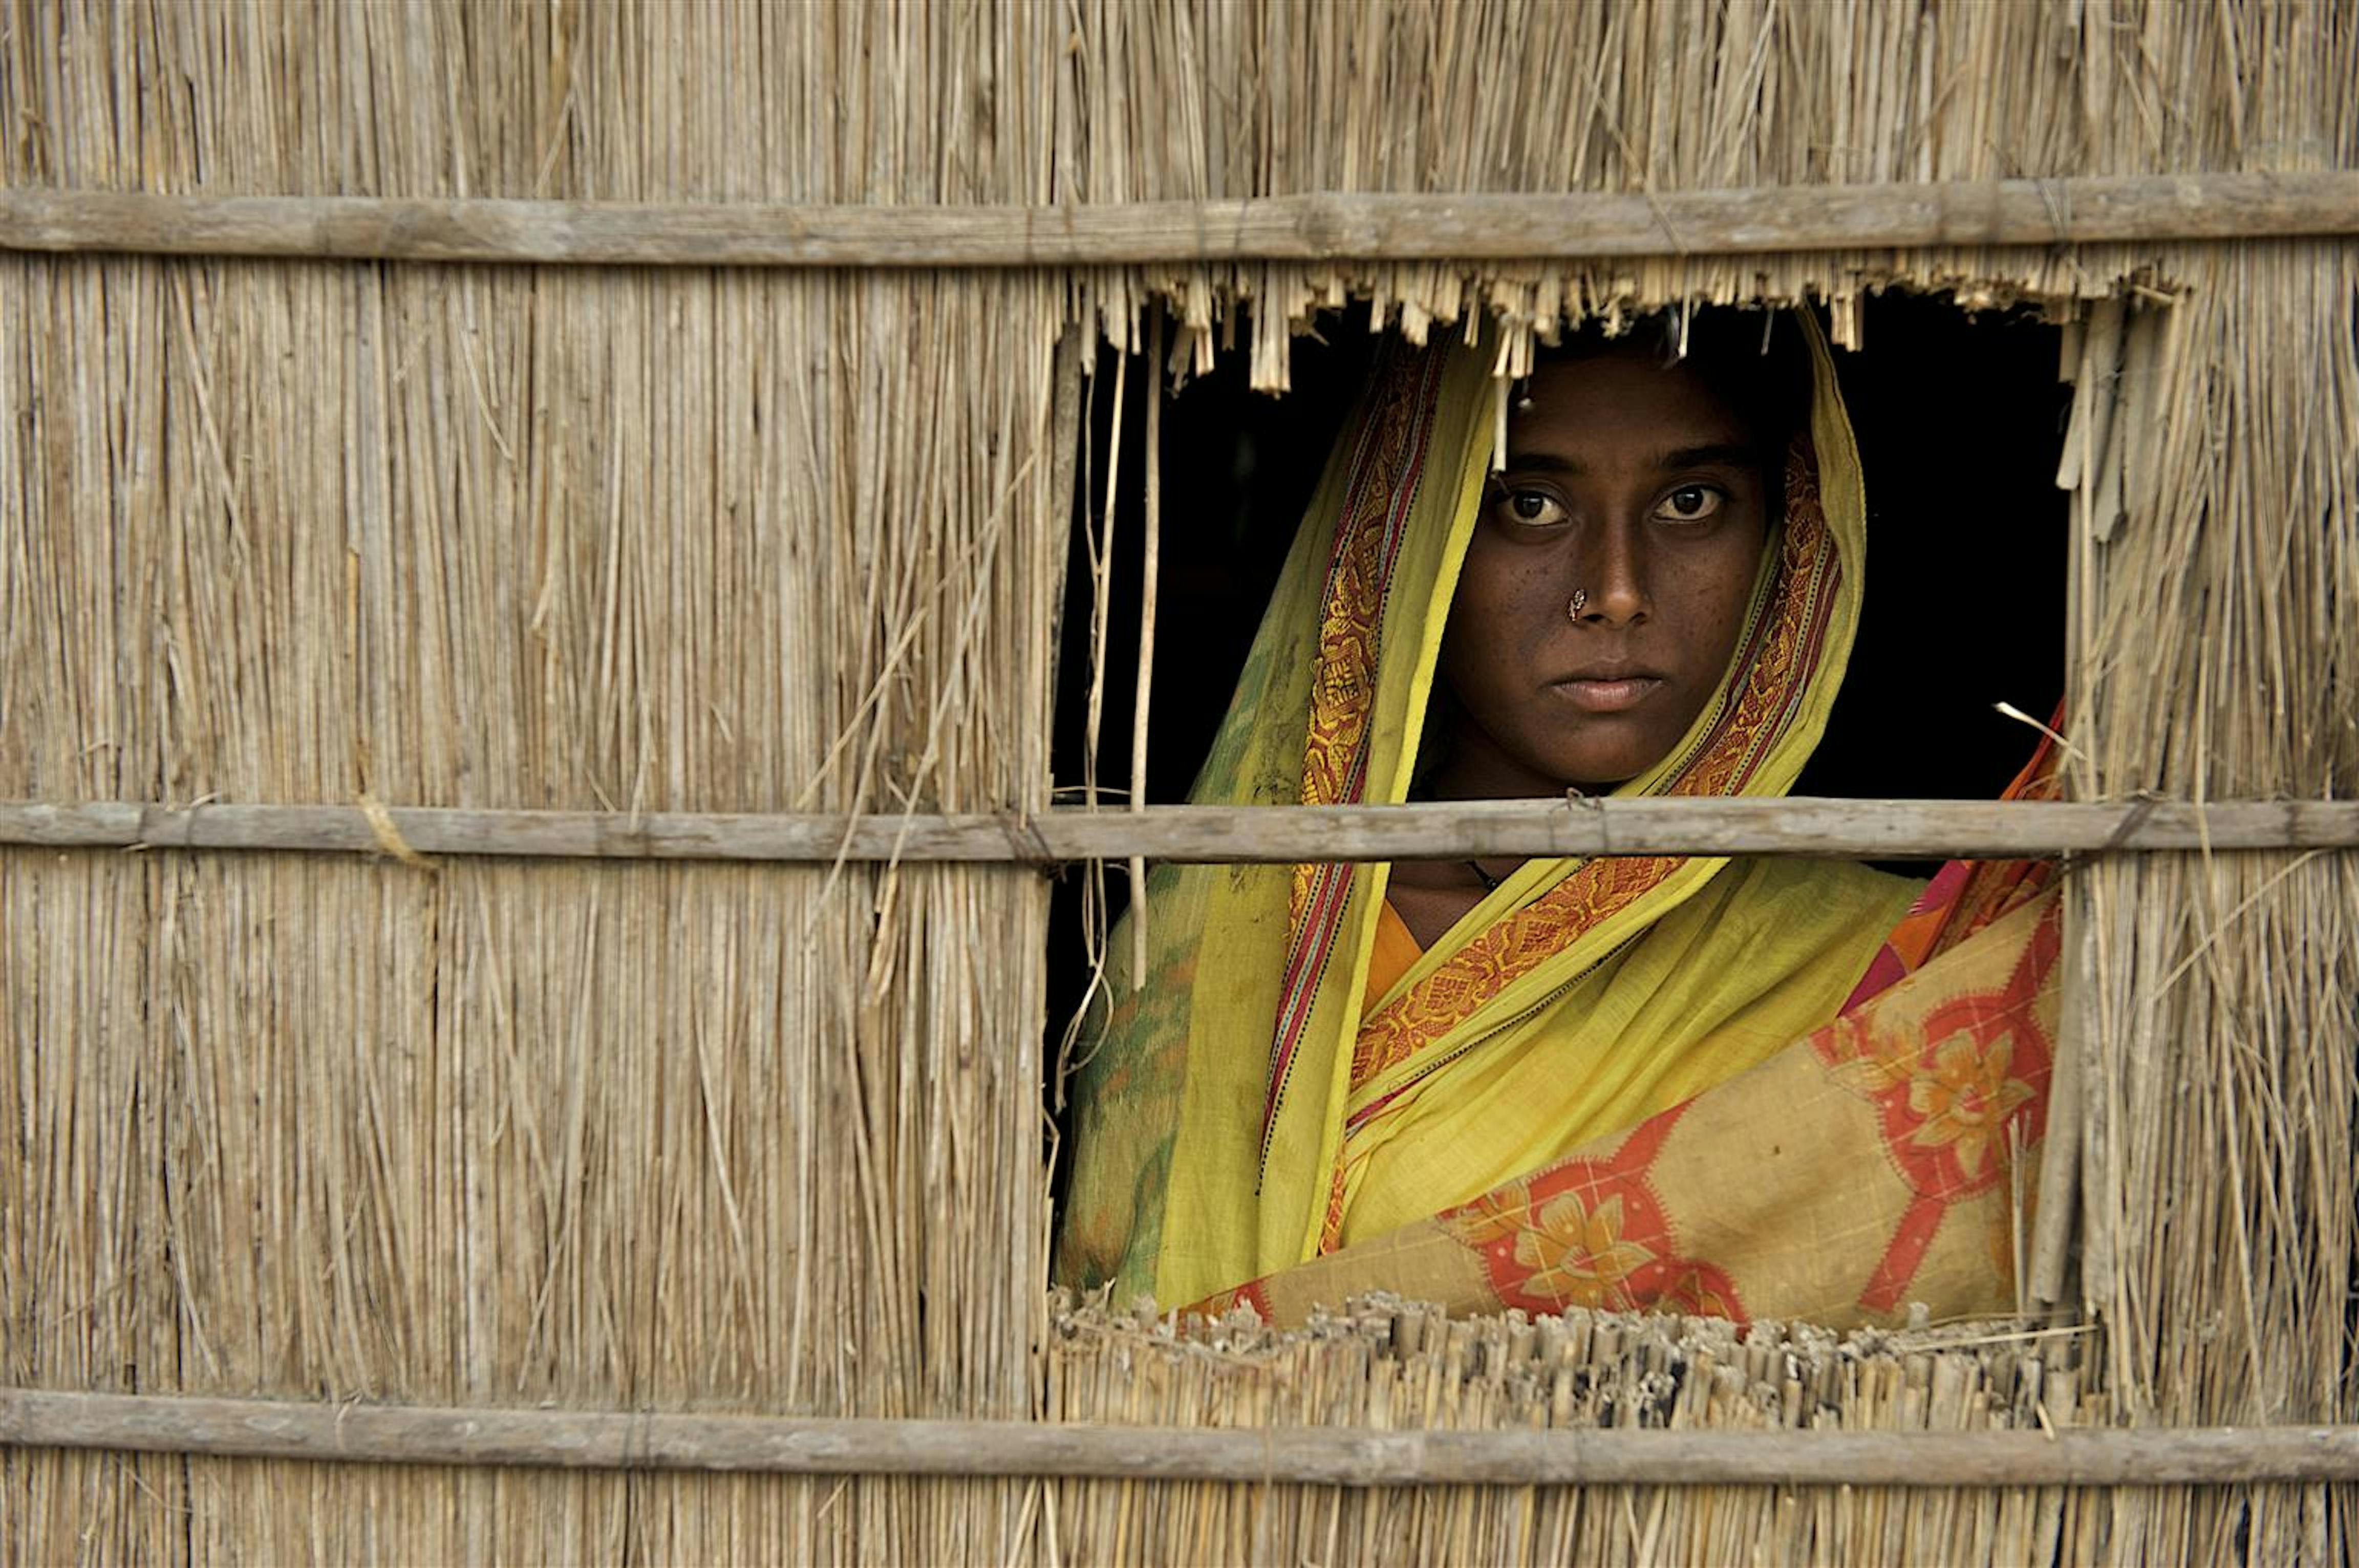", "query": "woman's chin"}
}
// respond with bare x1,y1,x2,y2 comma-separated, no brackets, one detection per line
1537,721,1683,791
1551,756,1666,792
